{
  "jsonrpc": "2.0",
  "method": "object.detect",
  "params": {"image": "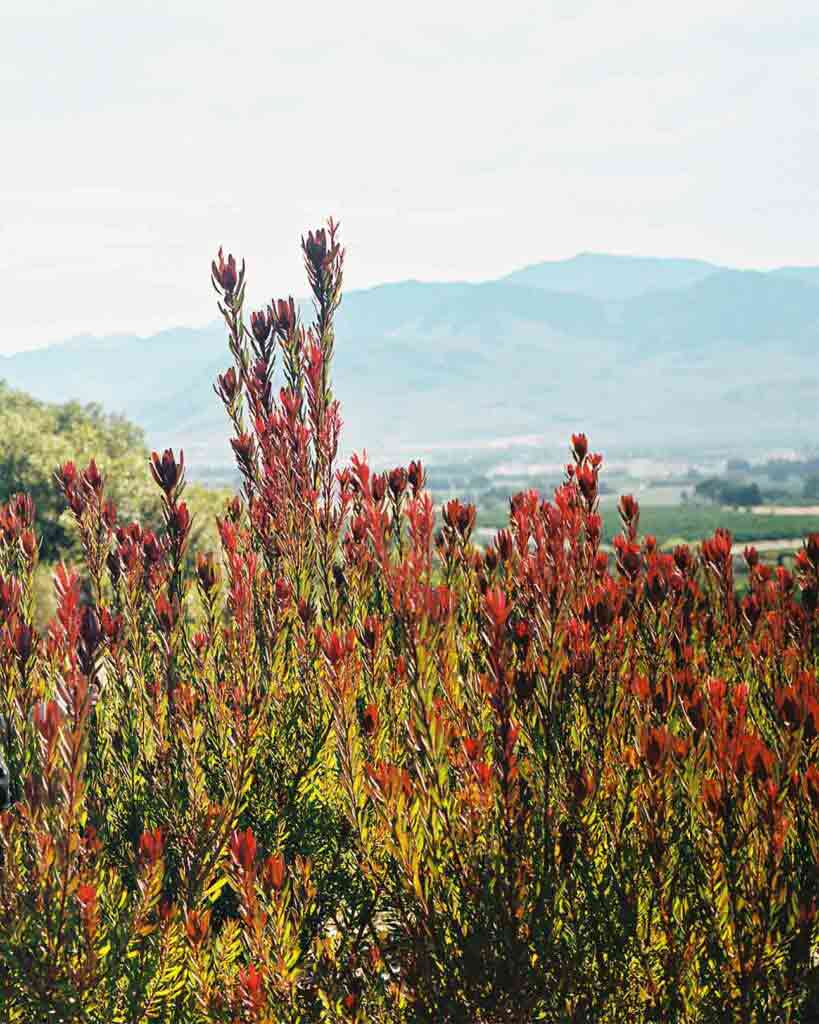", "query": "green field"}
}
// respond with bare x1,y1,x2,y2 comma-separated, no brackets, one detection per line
478,502,818,549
